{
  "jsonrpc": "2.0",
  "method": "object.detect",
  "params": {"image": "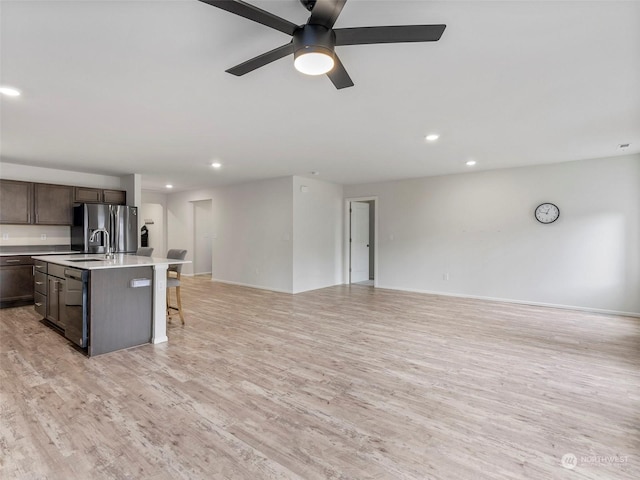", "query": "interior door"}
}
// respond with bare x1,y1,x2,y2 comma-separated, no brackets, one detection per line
350,201,370,283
